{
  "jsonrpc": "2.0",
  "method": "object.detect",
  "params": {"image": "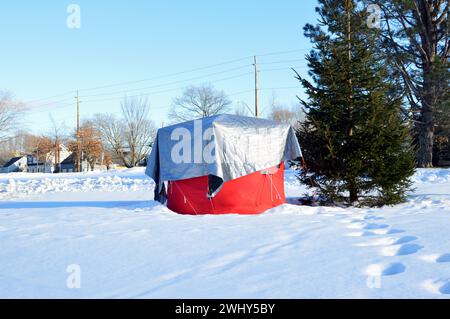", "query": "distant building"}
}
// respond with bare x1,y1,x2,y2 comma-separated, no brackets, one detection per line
0,156,27,173
26,144,71,173
60,153,89,173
